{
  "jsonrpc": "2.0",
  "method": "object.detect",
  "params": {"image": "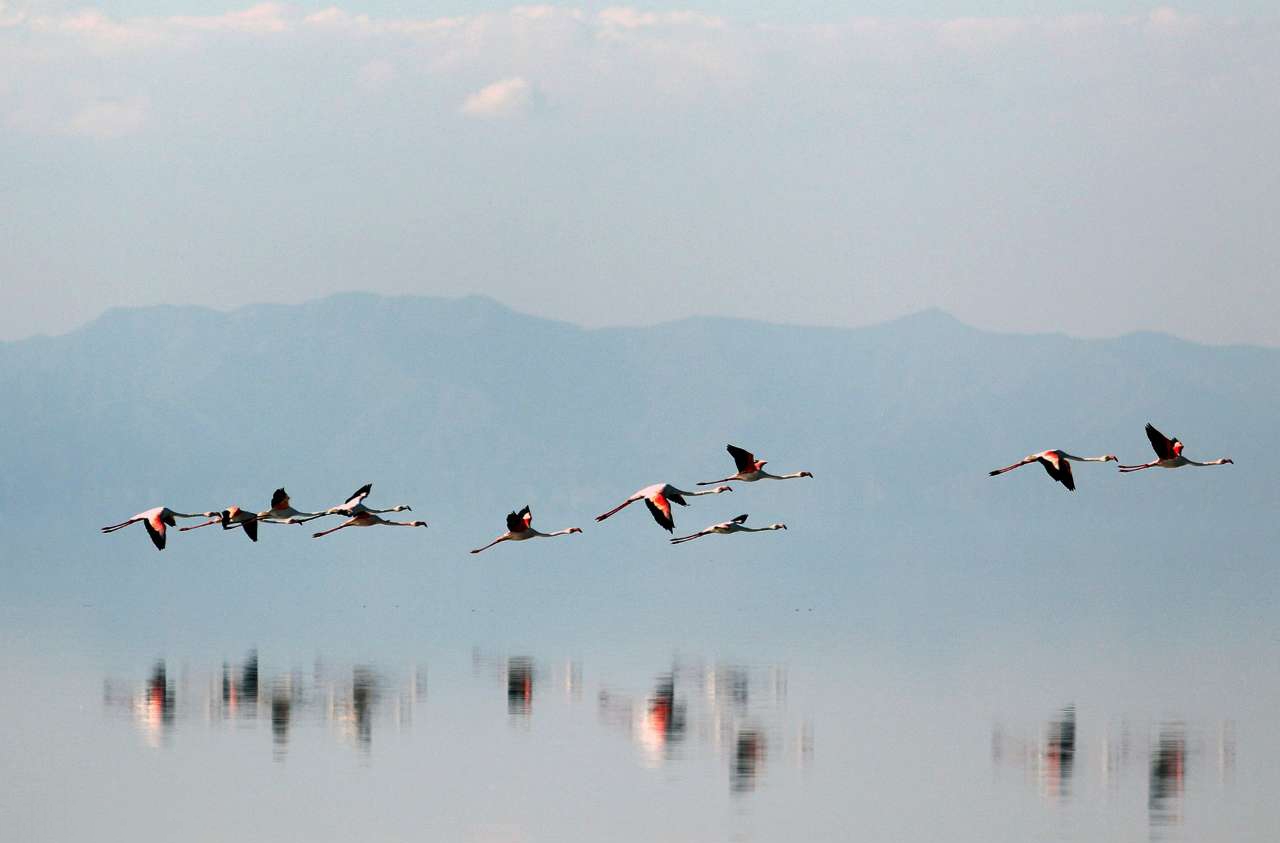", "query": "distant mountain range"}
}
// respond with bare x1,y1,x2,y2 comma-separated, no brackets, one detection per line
3,293,1275,628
